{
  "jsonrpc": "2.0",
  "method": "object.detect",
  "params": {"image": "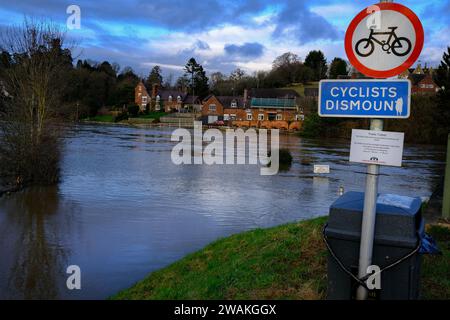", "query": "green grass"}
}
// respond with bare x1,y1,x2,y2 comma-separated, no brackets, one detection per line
87,115,115,122
137,112,166,119
422,224,450,299
113,217,450,300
